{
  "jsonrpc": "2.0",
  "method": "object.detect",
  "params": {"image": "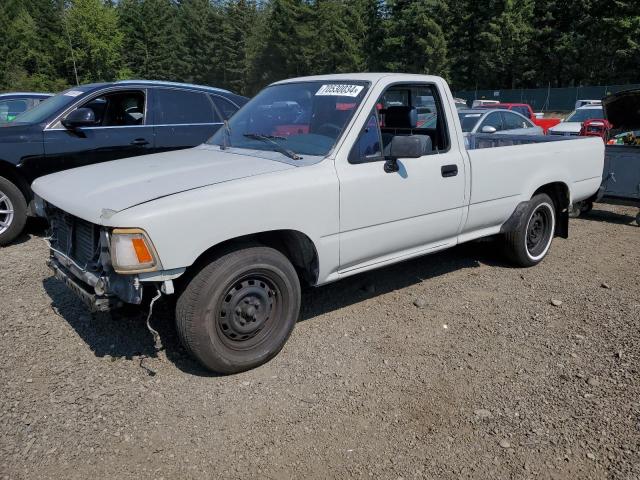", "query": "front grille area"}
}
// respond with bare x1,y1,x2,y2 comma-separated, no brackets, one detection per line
48,207,101,268
549,131,579,136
